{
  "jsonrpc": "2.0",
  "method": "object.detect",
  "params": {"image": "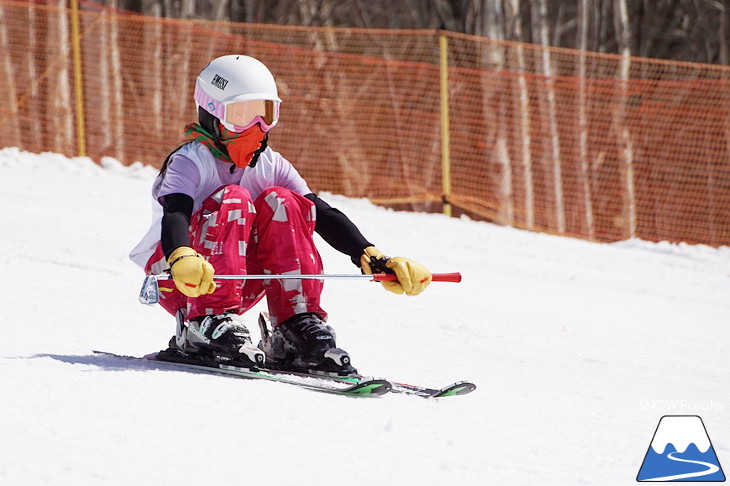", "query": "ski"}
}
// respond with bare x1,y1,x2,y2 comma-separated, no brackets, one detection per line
300,372,476,399
253,313,476,399
206,364,476,399
386,379,476,398
92,350,391,397
92,350,475,399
